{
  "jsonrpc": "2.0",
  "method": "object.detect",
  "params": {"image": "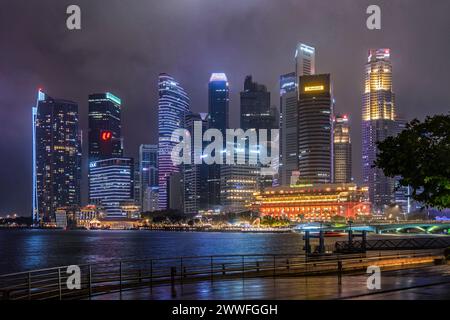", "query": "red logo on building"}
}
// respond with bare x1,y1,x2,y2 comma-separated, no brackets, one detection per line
101,131,112,141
